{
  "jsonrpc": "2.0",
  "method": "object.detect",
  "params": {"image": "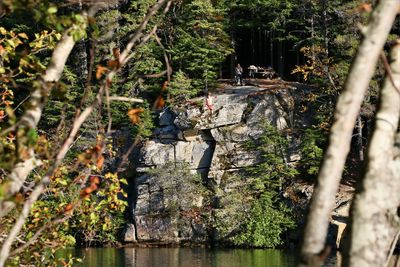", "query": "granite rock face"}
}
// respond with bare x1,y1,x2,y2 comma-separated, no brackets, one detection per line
123,224,137,243
129,84,306,244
